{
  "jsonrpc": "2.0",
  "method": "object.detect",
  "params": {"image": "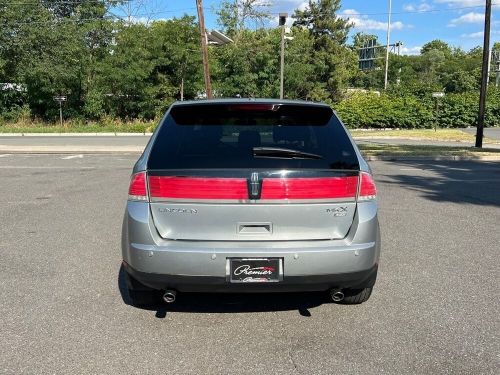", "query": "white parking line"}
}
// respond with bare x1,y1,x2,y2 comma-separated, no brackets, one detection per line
0,166,95,169
0,154,11,158
61,154,84,160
